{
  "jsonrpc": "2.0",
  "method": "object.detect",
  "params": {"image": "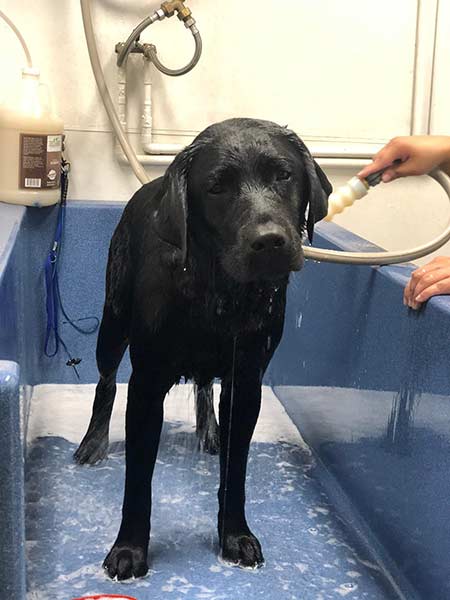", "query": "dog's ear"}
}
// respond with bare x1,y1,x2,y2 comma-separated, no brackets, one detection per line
284,129,332,242
153,143,199,267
